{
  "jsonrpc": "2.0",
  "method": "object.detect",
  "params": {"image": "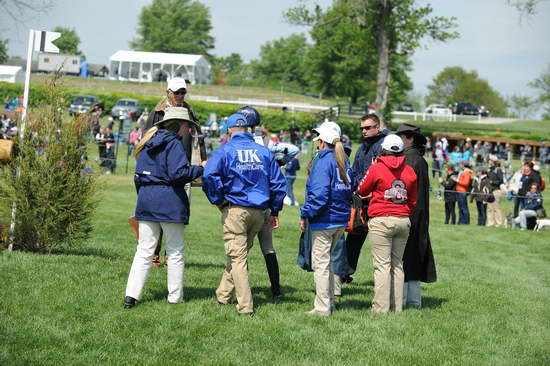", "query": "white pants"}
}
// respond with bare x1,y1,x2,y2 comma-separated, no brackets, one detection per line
403,281,422,308
125,221,185,303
